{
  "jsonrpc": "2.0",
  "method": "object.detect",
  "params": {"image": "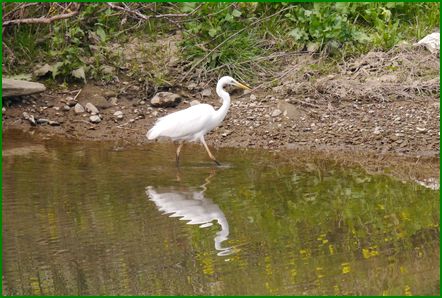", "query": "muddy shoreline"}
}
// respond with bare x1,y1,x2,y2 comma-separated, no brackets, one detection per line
2,47,440,183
